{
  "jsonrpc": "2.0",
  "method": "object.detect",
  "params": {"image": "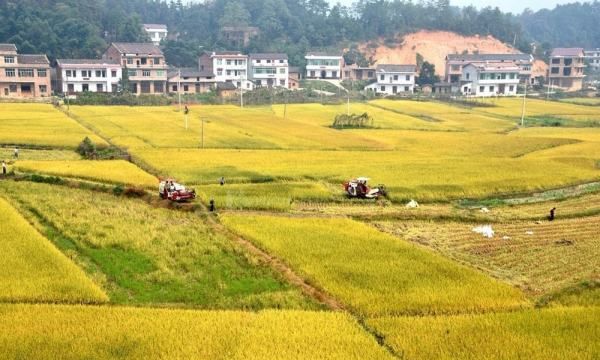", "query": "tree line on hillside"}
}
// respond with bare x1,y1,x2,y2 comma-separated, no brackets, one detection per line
0,0,598,69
